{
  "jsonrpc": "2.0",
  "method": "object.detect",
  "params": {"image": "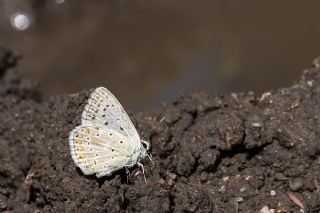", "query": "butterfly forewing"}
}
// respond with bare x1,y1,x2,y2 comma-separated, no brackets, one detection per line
81,87,140,143
69,124,133,176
